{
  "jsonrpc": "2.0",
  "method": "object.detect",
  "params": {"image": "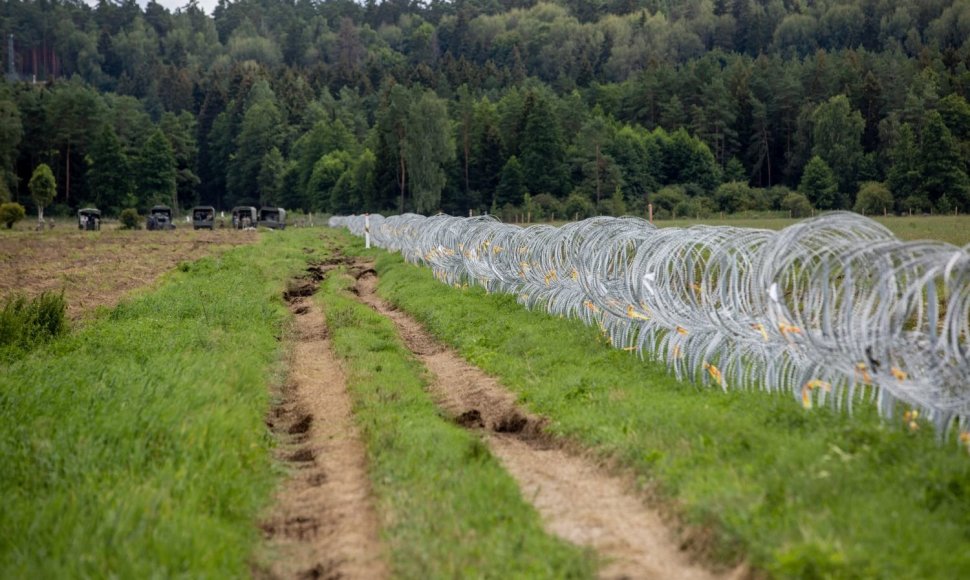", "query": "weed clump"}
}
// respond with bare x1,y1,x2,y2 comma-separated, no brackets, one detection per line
118,208,140,230
0,292,67,357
